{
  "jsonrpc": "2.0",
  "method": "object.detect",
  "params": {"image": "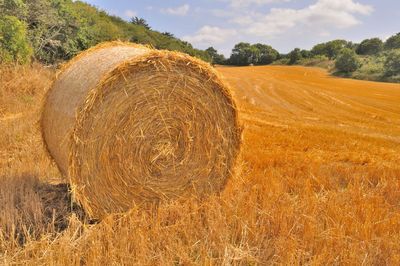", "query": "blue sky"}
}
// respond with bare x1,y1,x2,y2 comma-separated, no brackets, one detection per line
84,0,400,56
